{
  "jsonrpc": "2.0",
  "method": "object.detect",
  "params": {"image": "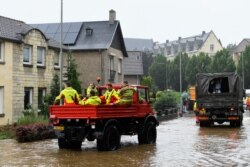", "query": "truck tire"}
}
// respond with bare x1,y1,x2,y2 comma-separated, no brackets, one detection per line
230,115,243,127
97,125,120,151
58,138,67,149
86,134,95,141
58,138,82,149
200,121,210,127
138,121,157,144
69,141,82,149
